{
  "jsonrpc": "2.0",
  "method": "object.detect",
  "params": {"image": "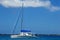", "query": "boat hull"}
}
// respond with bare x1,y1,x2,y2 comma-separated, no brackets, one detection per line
11,34,36,38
